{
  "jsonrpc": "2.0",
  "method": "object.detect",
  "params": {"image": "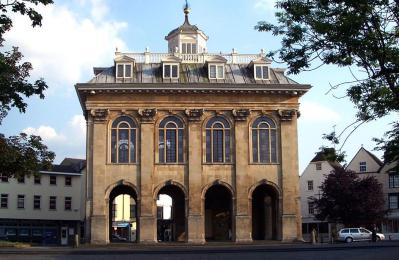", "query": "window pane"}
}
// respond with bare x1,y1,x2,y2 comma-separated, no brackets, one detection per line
206,130,211,162
117,64,124,77
192,44,197,54
164,65,171,78
255,66,262,79
125,64,132,78
166,129,176,162
252,129,258,163
217,65,224,78
159,130,165,163
225,130,230,162
271,129,277,163
118,129,129,163
262,66,268,79
182,43,187,54
187,43,192,54
172,65,178,78
130,129,136,163
209,65,216,78
213,130,223,162
111,129,117,163
259,129,270,163
178,129,184,163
